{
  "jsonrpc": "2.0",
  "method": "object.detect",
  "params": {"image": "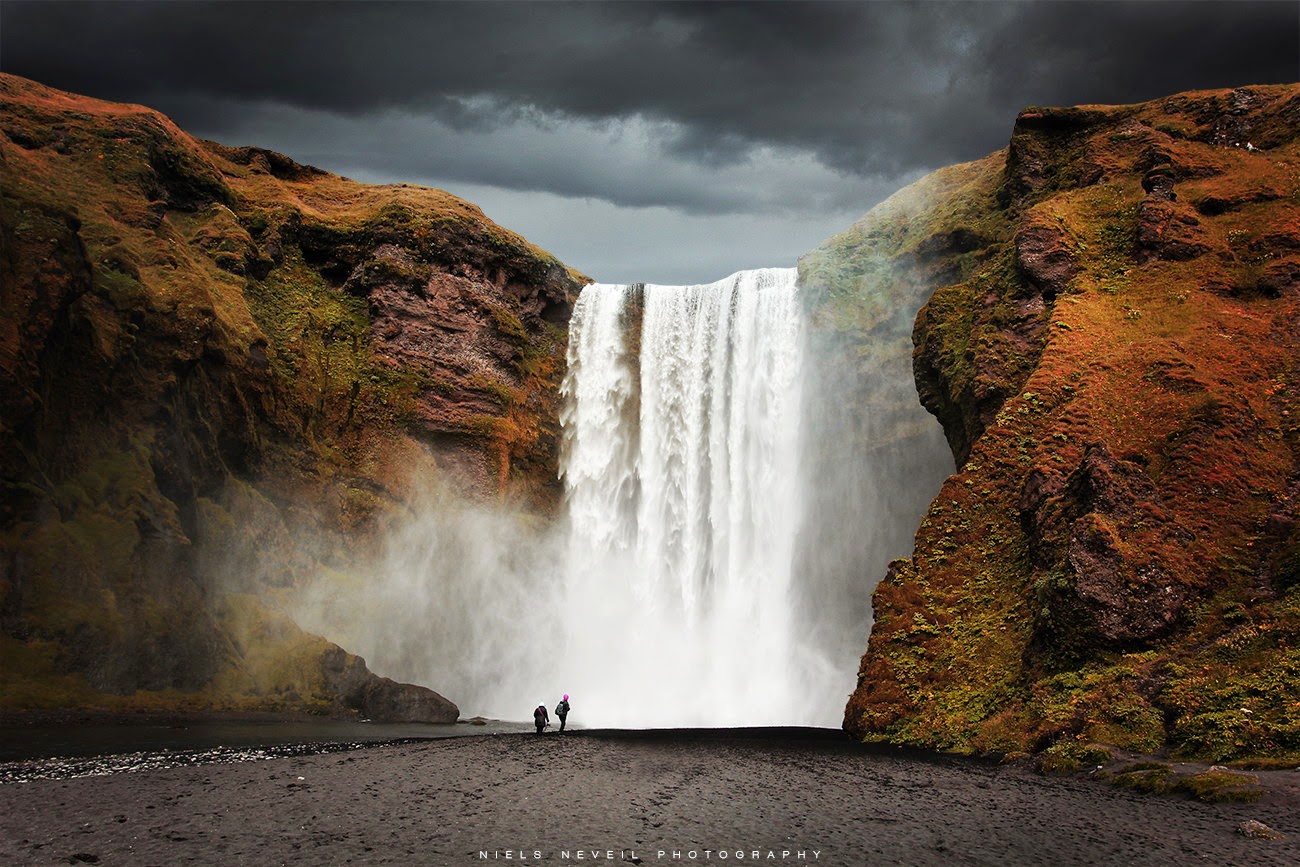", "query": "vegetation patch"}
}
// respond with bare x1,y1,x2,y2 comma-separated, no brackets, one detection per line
1175,769,1263,803
1036,741,1113,774
1109,762,1176,794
